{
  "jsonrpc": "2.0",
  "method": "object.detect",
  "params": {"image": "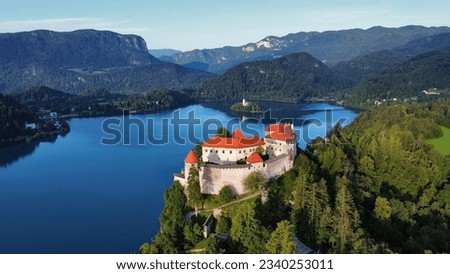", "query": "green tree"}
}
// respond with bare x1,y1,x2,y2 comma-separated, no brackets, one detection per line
230,203,269,253
183,223,203,247
144,181,187,254
266,221,297,254
218,185,235,204
331,176,362,253
243,171,265,193
187,167,202,214
139,242,152,254
374,197,392,220
193,142,203,159
256,146,265,155
204,236,224,254
216,215,232,234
